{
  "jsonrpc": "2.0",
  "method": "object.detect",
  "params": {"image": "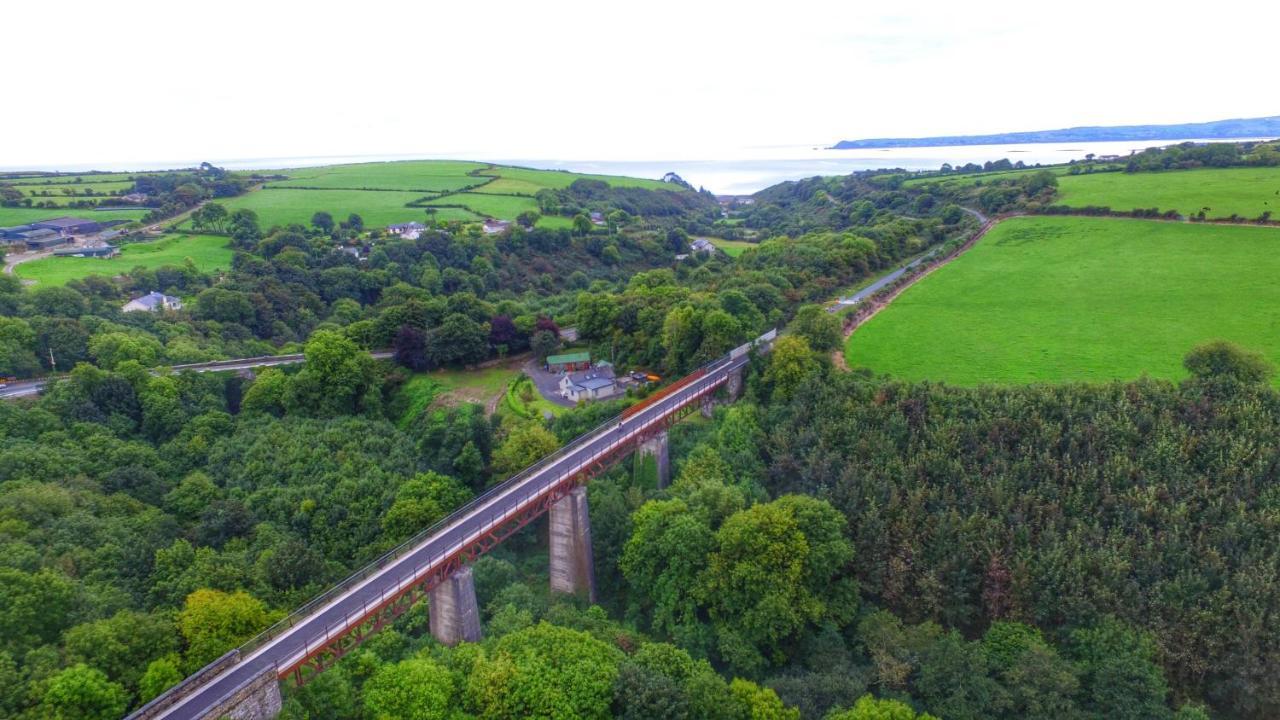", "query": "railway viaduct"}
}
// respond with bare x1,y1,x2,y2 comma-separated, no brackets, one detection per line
127,331,774,720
